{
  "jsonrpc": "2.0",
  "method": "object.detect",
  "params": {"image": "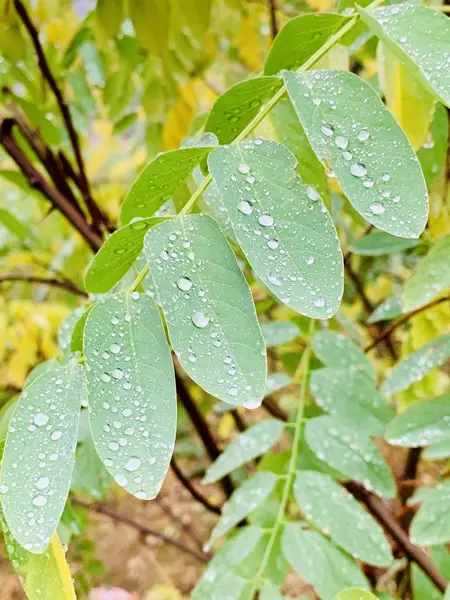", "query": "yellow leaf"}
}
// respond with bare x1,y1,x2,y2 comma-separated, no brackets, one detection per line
129,0,170,54
235,15,261,71
218,413,235,439
7,351,33,388
162,79,199,150
146,584,182,600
